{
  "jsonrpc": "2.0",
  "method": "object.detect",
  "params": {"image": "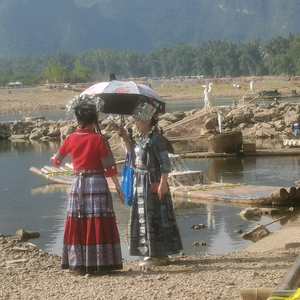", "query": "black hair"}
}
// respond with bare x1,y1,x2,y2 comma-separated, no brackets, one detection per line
74,102,98,129
150,112,159,127
109,73,117,81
